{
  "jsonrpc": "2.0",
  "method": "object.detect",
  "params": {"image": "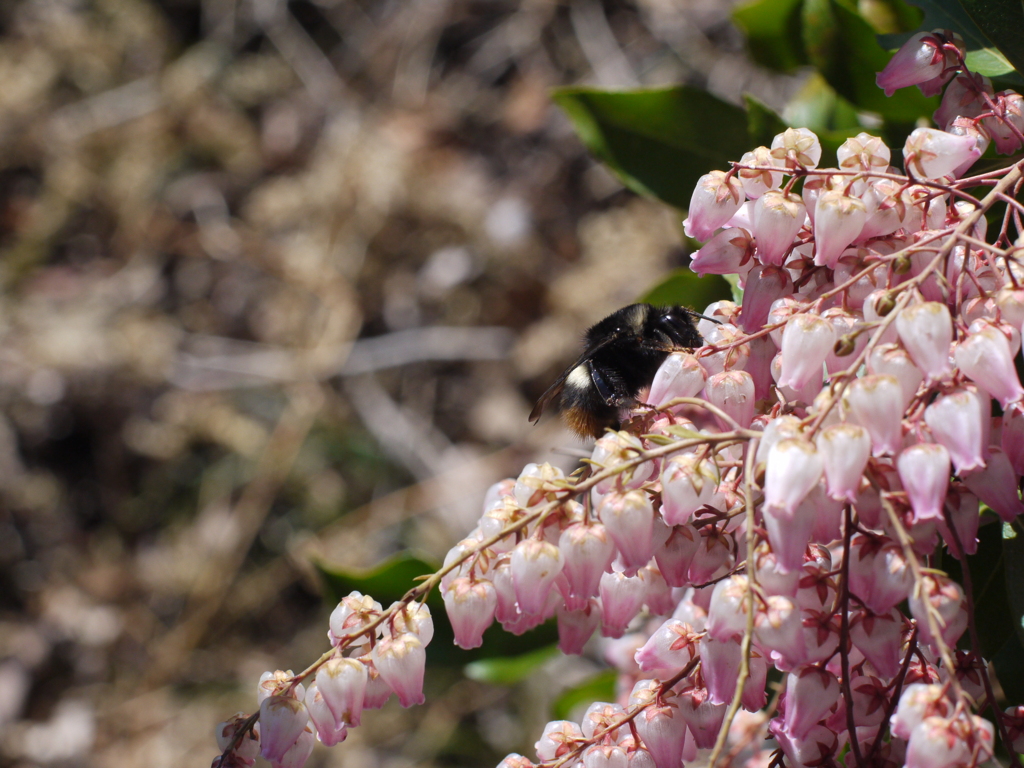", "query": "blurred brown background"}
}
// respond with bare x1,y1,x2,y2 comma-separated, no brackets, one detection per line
0,1,799,766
